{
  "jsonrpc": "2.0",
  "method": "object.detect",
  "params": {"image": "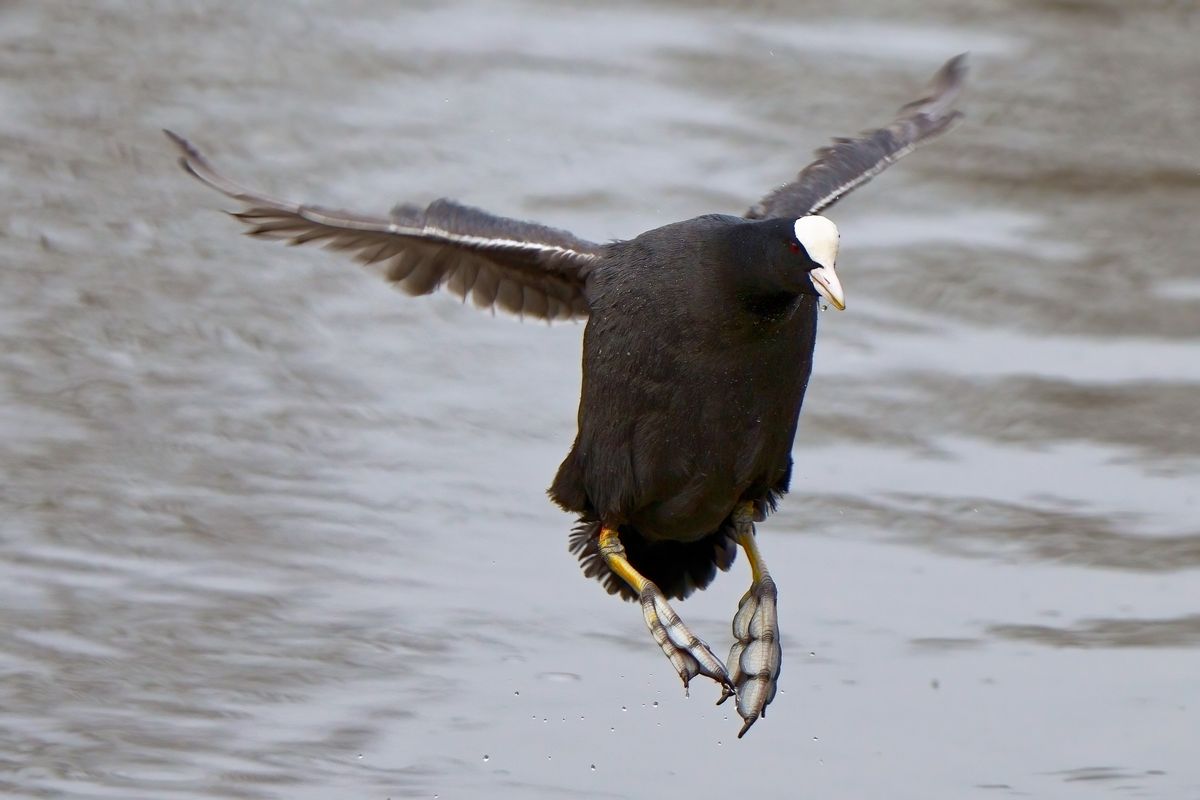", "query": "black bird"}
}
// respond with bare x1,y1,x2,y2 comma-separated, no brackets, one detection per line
166,54,966,737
